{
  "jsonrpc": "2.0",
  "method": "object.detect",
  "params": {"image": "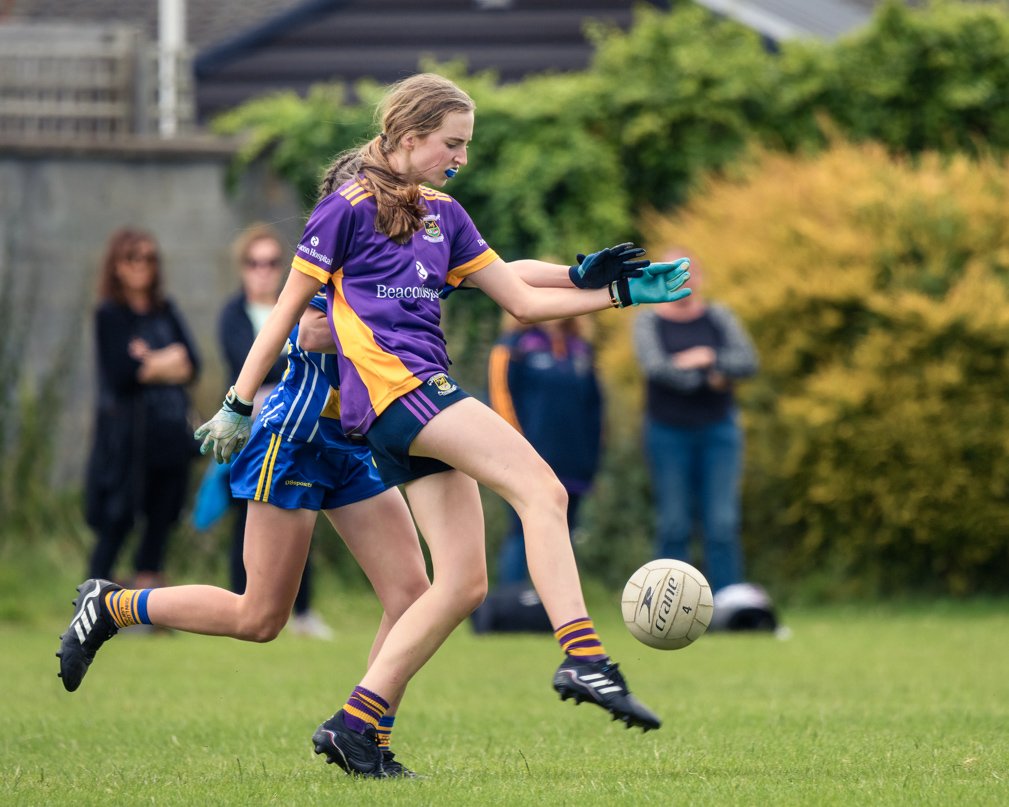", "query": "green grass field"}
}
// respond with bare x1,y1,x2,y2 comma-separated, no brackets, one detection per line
2,580,1007,806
